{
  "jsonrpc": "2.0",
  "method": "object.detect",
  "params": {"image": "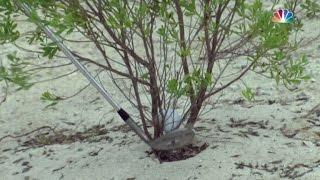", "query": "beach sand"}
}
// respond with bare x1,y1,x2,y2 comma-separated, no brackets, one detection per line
1,4,320,180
